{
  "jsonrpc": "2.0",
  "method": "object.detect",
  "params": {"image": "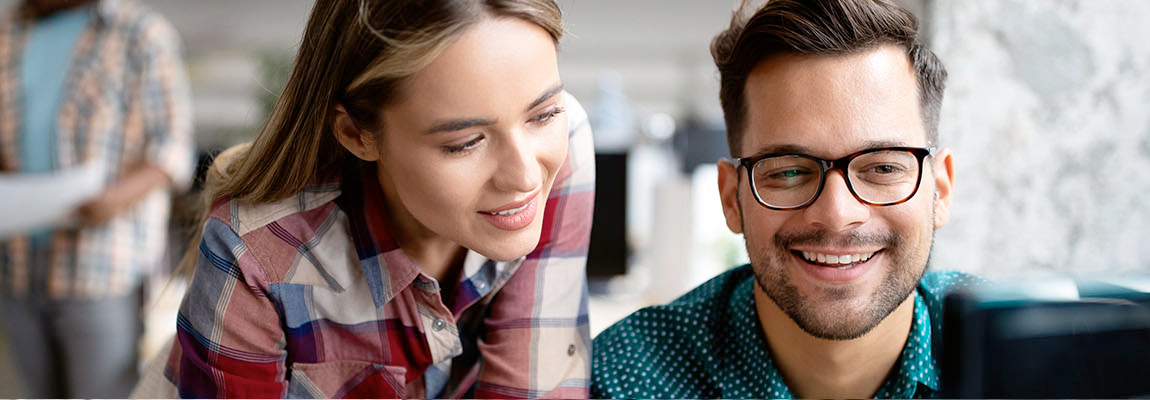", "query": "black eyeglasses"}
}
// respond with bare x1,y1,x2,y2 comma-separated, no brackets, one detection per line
732,146,936,210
